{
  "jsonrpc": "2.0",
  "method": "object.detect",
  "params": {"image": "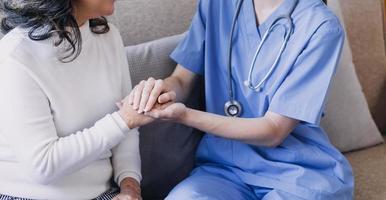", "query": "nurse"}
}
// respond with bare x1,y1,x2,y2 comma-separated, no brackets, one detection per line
124,0,354,199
